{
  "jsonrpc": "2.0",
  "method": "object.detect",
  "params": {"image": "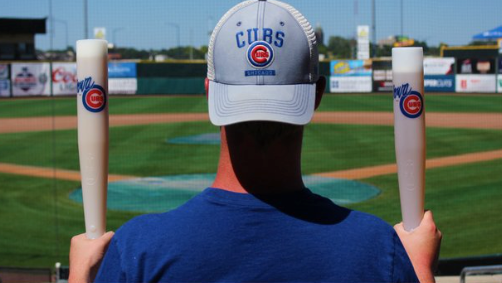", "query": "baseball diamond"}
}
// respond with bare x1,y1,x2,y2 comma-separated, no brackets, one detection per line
0,94,501,269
